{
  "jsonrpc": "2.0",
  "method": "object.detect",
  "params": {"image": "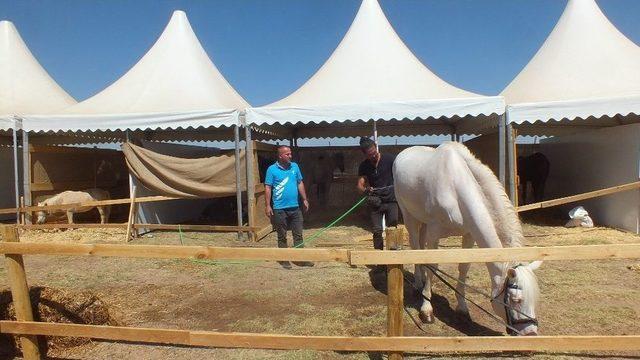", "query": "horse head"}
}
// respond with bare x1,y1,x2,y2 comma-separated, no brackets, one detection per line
493,261,542,336
36,201,48,224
